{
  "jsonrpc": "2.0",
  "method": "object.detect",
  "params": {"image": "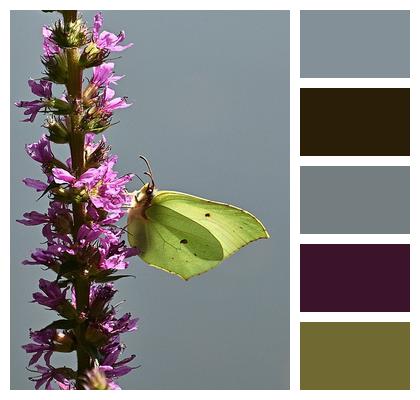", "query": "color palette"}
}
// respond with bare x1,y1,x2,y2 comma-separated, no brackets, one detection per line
299,9,411,391
300,244,410,312
300,88,410,156
300,322,410,390
300,166,410,234
300,10,410,77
